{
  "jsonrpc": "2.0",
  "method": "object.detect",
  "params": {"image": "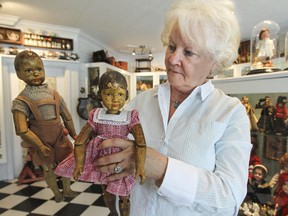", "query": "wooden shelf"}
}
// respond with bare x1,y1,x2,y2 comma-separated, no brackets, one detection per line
23,33,73,51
